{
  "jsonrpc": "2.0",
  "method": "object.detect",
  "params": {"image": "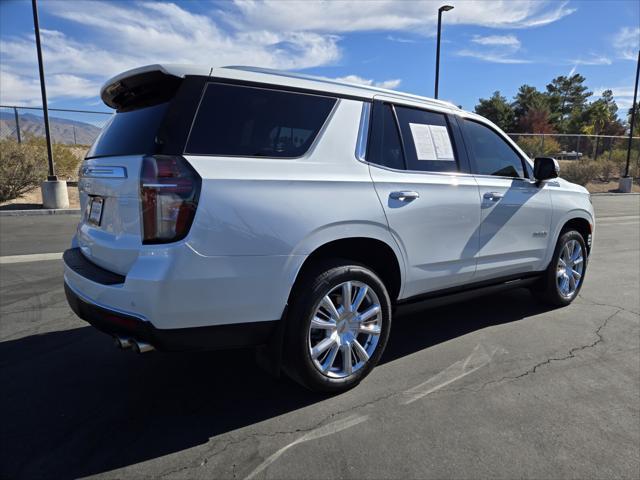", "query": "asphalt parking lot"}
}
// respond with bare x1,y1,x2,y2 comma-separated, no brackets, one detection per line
1,195,638,480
